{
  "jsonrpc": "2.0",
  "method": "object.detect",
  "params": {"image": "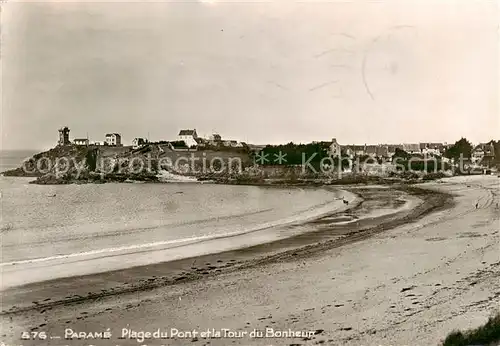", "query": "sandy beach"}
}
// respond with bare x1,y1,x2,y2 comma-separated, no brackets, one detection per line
1,175,499,346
